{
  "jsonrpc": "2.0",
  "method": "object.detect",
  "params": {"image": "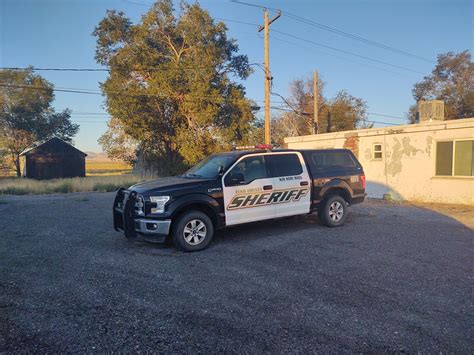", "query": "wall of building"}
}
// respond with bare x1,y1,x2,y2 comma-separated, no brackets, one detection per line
24,153,86,179
284,118,474,205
